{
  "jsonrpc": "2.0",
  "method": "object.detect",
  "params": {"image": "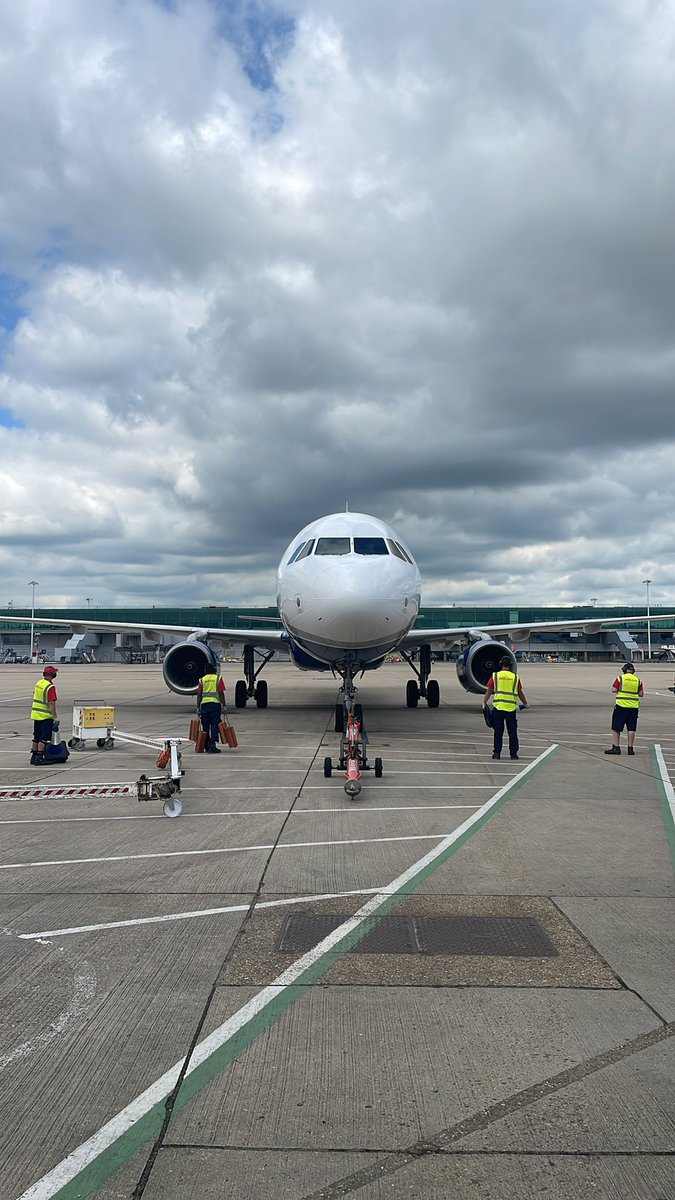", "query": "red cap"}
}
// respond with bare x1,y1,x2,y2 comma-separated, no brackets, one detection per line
43,666,58,677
